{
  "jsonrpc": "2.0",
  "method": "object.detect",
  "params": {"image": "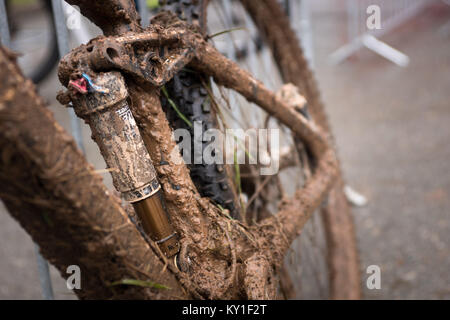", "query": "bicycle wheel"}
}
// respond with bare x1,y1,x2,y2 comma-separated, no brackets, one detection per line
160,0,360,299
239,0,361,299
6,0,58,84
